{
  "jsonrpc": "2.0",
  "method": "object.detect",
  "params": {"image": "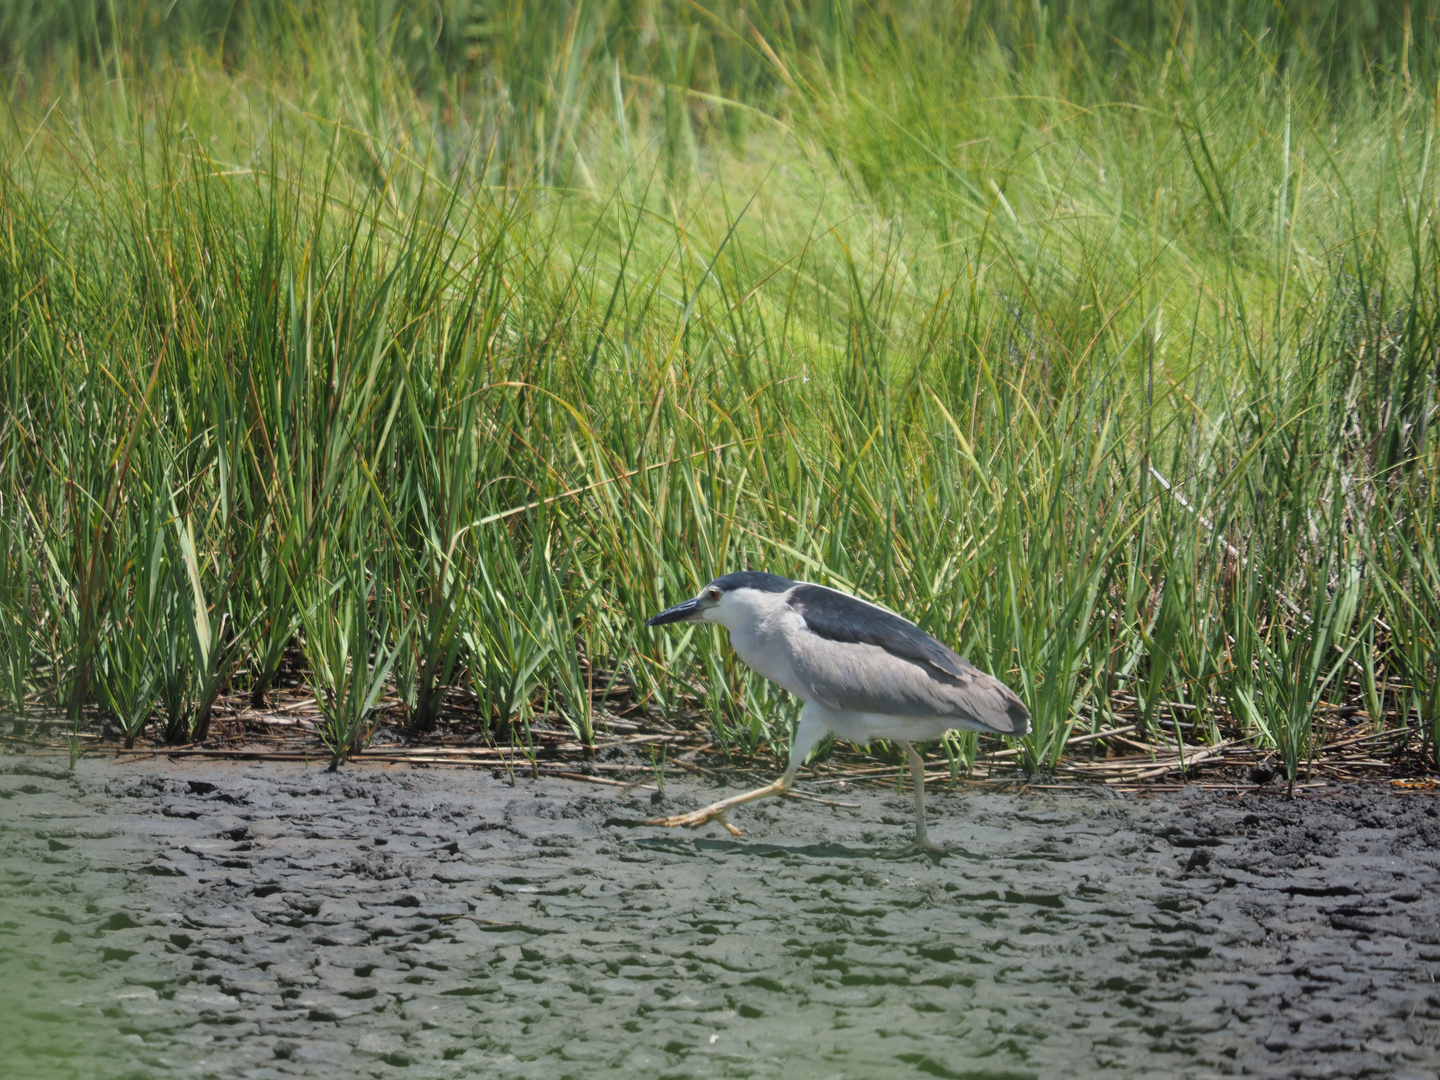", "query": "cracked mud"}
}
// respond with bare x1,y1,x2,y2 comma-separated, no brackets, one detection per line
2,759,1438,1079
